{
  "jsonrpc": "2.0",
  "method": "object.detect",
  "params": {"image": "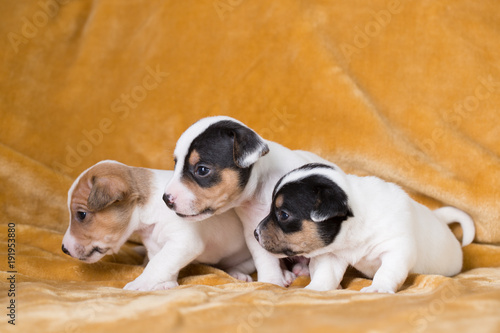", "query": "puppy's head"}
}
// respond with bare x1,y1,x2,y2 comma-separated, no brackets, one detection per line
62,161,149,263
254,164,353,257
164,116,269,221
